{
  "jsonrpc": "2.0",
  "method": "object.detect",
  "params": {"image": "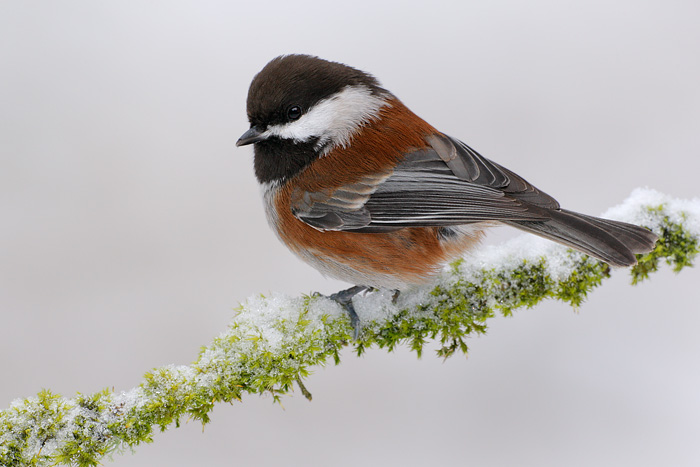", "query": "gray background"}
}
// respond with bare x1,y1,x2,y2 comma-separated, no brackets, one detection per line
2,1,699,466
